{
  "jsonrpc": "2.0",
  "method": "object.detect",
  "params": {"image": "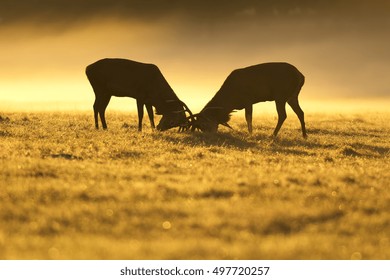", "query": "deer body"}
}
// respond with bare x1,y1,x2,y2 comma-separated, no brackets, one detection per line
86,58,192,131
194,62,307,138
